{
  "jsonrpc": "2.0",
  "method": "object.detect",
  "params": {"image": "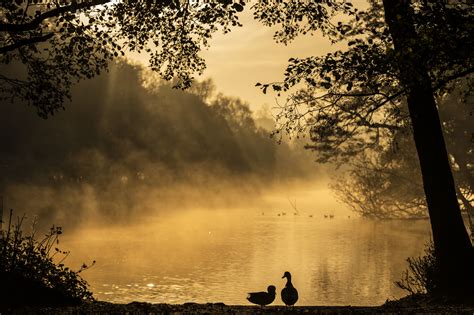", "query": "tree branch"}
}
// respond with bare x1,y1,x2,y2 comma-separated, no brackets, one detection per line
0,0,110,33
0,33,54,54
432,67,474,92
